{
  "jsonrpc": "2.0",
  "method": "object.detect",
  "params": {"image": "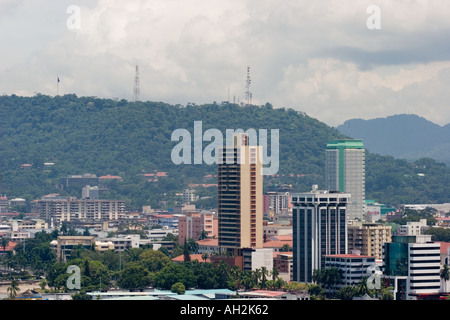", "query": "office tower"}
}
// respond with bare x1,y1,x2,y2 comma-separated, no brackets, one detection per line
291,186,350,283
326,139,365,220
383,235,441,300
217,133,263,255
